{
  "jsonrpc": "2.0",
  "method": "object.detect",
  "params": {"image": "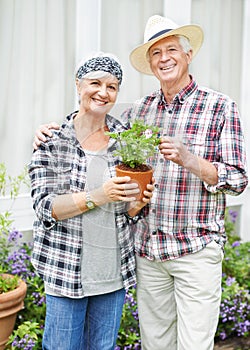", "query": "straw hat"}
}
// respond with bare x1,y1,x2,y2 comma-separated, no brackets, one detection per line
130,15,204,75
